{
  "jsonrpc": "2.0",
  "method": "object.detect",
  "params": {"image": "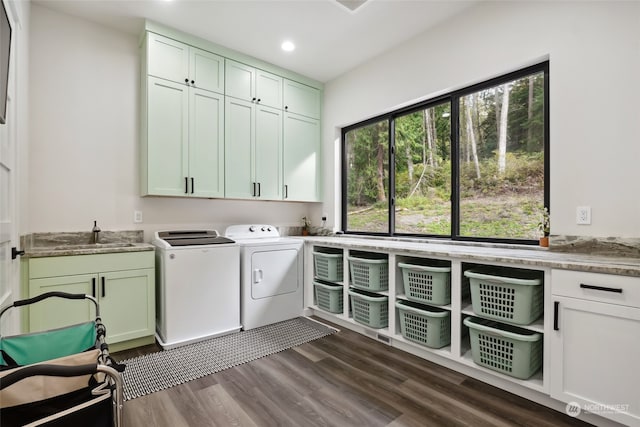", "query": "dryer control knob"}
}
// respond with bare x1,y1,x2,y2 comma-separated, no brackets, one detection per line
261,227,266,231
249,226,256,232
267,227,272,231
